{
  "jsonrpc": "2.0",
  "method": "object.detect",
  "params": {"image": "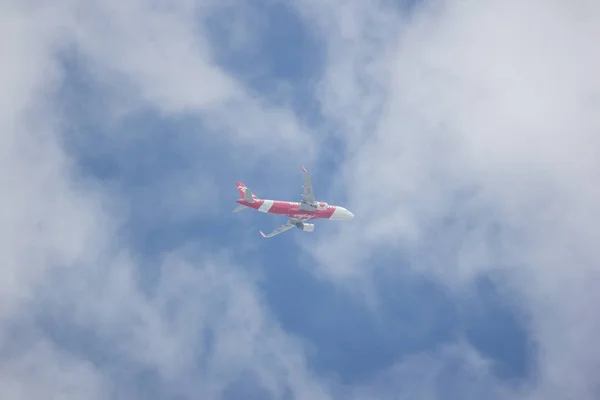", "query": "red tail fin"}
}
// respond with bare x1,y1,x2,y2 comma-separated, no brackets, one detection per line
236,182,258,202
235,182,247,198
